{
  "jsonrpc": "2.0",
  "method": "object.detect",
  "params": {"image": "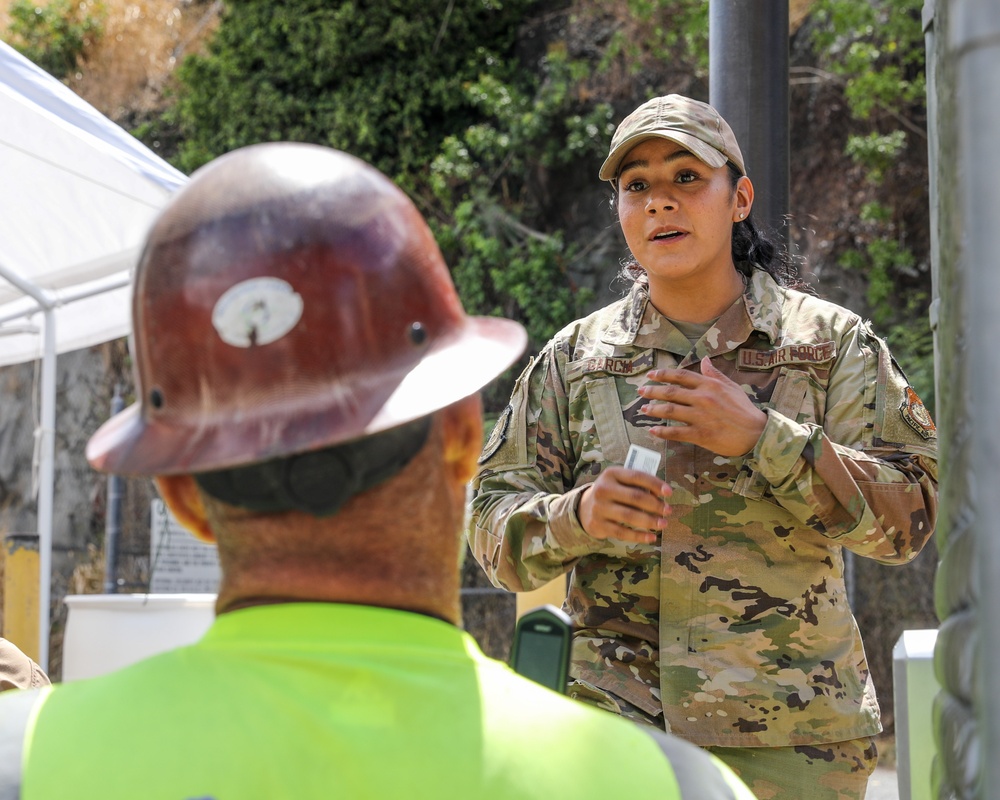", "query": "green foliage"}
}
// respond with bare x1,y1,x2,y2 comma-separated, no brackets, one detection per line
858,201,892,225
428,50,604,360
811,0,925,122
7,0,104,78
813,0,931,383
811,0,924,182
866,238,915,322
838,224,917,327
166,0,535,179
838,192,924,367
845,130,907,182
599,0,709,77
445,198,578,346
157,0,600,411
